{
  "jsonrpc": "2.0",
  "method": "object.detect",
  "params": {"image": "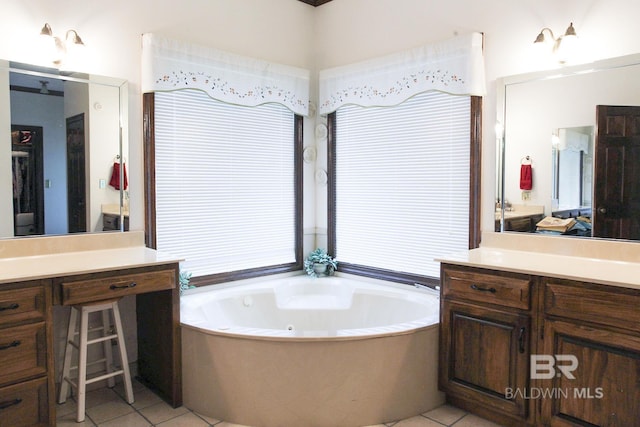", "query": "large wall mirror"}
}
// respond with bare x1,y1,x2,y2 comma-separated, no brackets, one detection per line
0,60,128,238
496,53,640,241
